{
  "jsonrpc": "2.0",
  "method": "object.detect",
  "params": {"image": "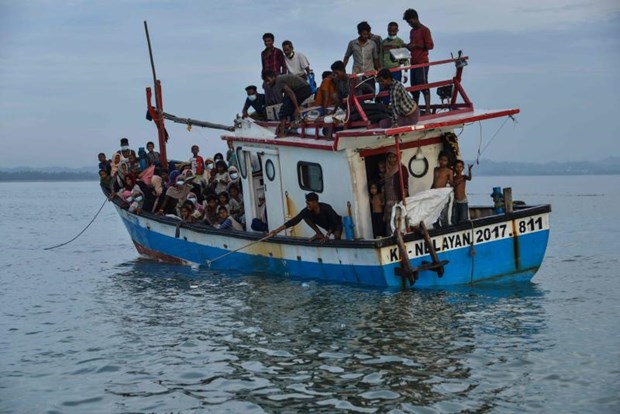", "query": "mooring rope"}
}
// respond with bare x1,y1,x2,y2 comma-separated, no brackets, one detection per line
43,197,108,250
